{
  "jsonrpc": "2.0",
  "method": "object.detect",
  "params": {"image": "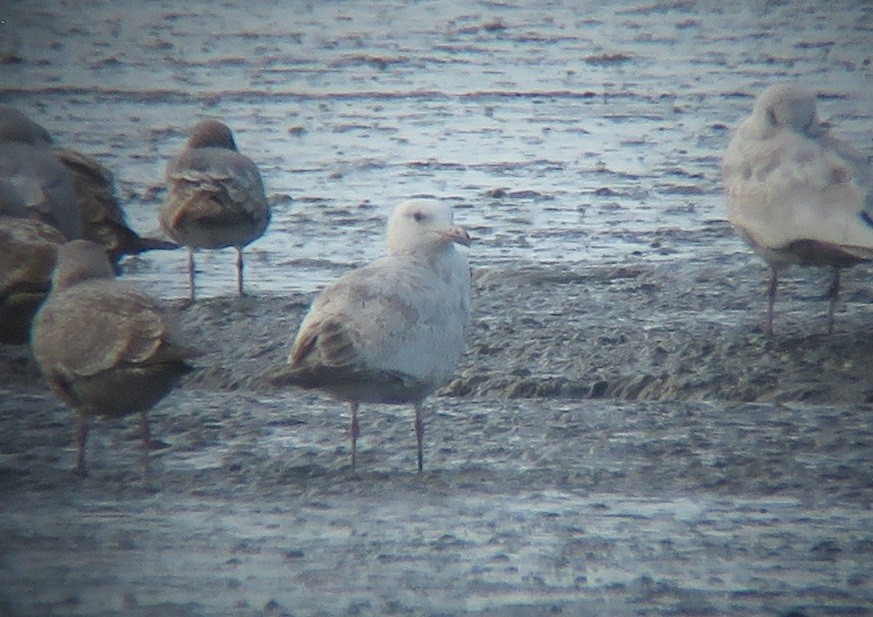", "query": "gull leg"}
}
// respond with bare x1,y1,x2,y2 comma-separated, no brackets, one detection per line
825,268,840,336
236,247,245,297
415,402,424,473
75,411,89,475
140,410,151,476
187,247,197,302
766,268,778,336
349,401,360,471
